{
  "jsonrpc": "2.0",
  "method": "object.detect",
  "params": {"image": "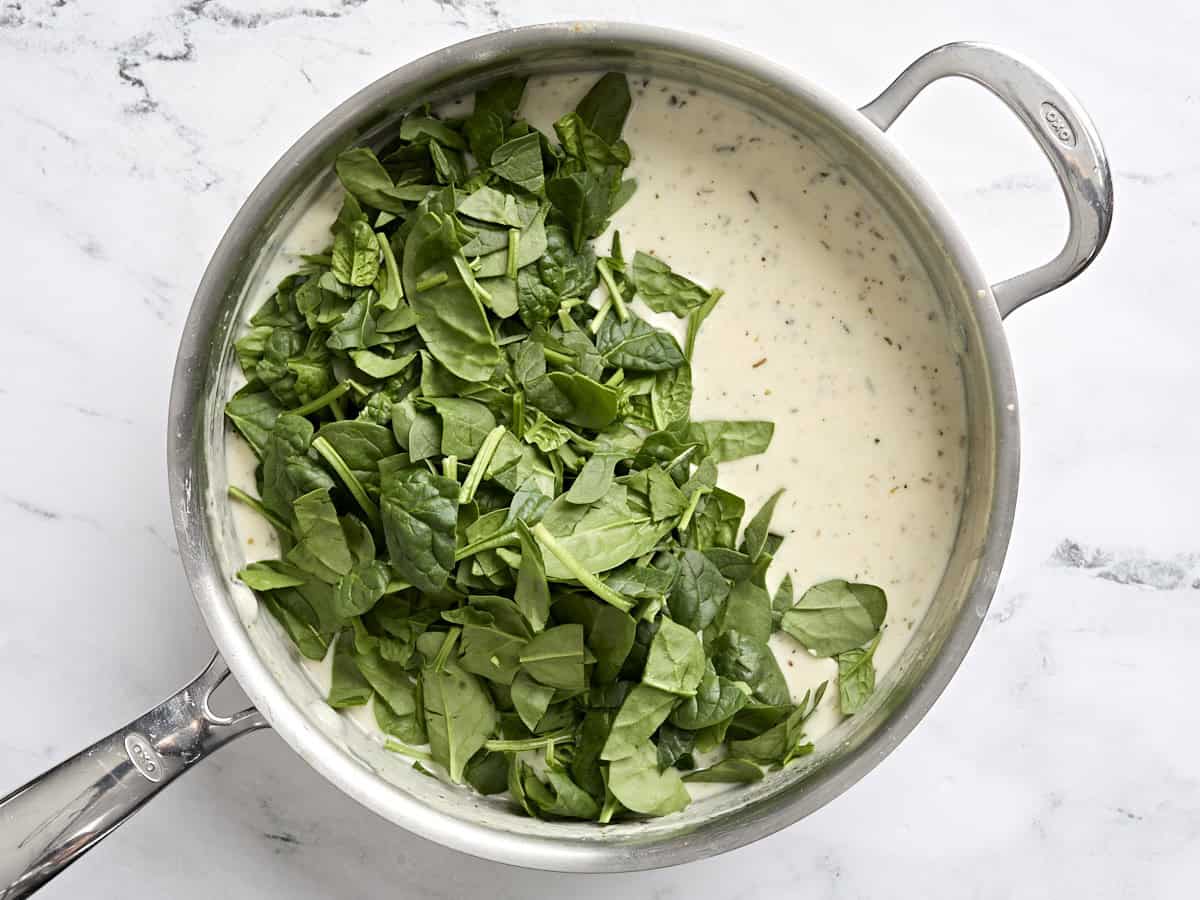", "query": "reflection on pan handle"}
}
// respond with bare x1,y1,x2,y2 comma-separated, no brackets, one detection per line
0,654,266,898
859,41,1114,317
